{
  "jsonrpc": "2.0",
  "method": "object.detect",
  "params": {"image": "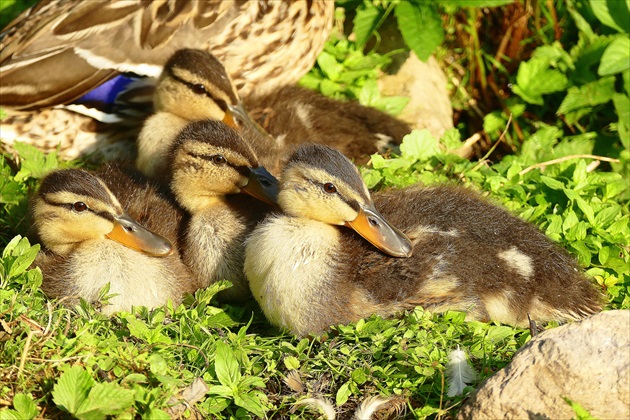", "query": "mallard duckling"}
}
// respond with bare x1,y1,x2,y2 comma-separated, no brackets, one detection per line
245,144,603,337
31,169,197,314
136,48,278,179
243,85,412,164
167,119,278,302
0,1,333,159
